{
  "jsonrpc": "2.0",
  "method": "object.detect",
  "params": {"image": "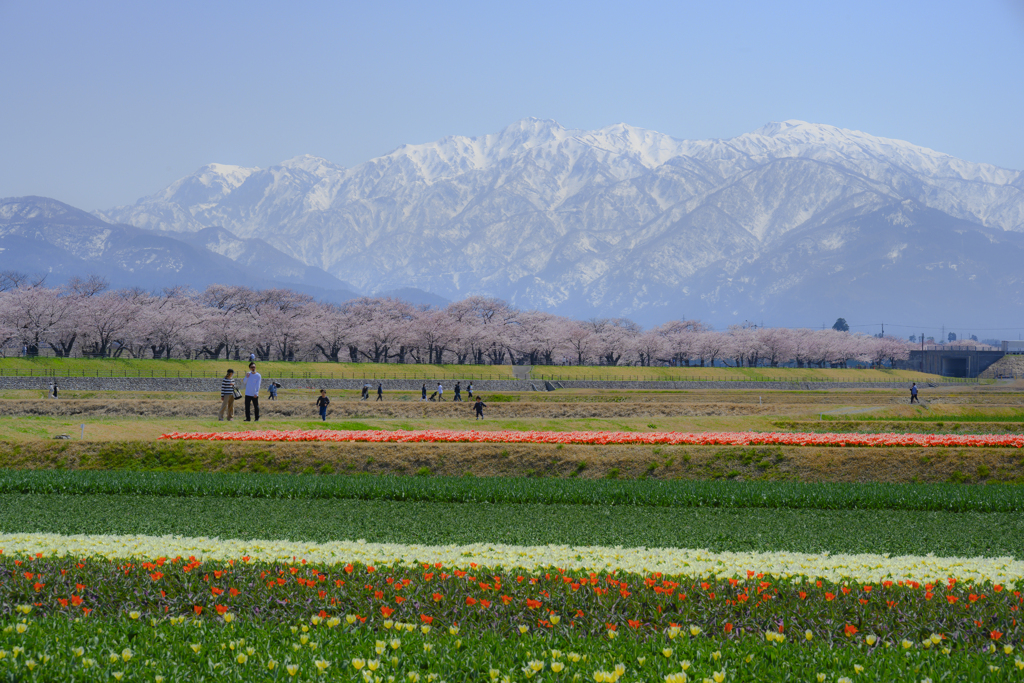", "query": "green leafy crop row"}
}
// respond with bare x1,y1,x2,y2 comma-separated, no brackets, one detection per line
4,494,1024,557
1,469,1022,512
